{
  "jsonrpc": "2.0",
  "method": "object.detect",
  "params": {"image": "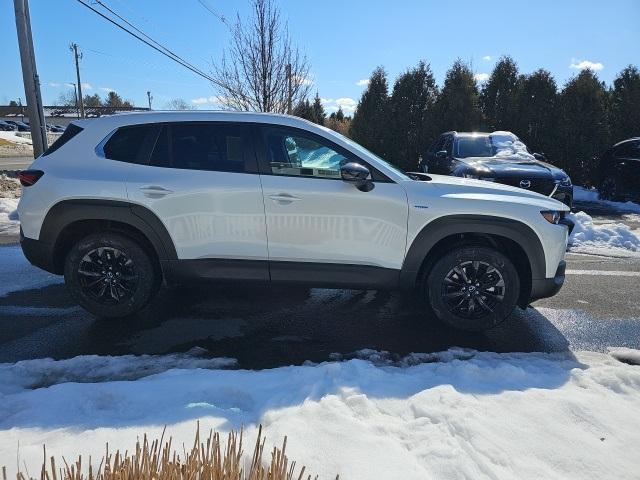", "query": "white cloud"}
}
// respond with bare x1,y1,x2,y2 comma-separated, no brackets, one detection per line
321,97,357,115
356,78,370,87
482,55,492,61
474,73,490,82
569,59,604,71
100,87,115,93
81,82,92,90
48,82,62,87
191,95,227,106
